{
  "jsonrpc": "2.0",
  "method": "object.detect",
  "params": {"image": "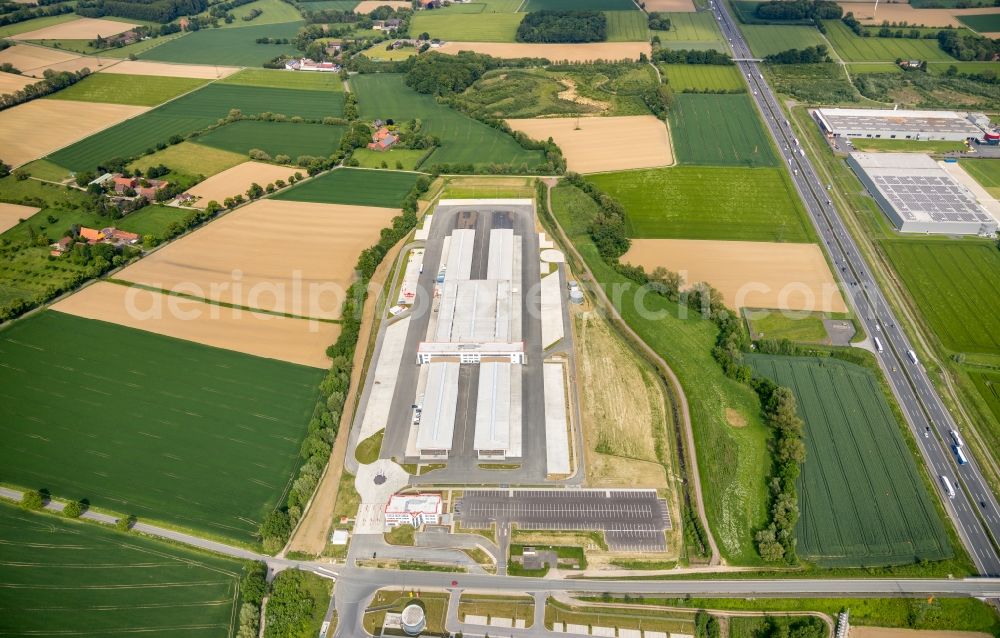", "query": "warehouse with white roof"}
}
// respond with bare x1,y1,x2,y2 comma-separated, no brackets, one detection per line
847,152,997,235
815,108,983,141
